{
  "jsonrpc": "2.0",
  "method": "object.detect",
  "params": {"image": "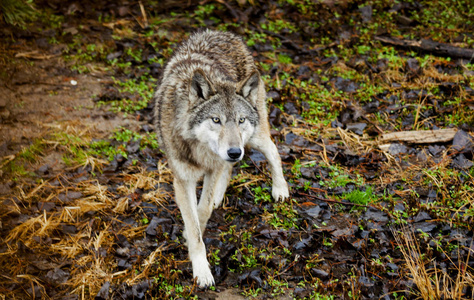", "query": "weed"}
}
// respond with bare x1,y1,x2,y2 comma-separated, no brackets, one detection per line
342,186,377,206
